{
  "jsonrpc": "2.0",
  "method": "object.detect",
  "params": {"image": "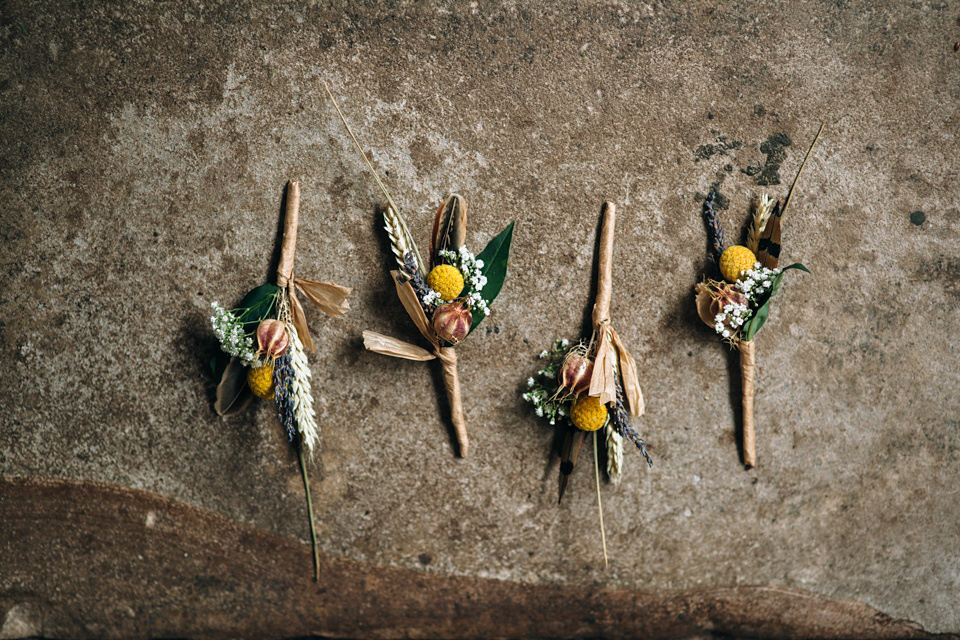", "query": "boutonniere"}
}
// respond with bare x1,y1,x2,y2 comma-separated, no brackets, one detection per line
323,83,513,457
523,202,650,566
210,181,351,579
695,125,822,467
